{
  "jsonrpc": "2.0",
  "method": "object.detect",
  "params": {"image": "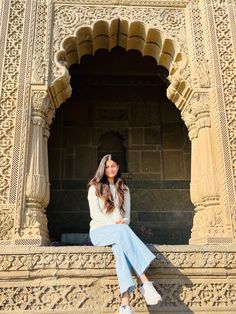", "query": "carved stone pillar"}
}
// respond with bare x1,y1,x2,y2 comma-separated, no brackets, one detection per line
182,108,199,206
19,90,53,246
185,92,230,244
